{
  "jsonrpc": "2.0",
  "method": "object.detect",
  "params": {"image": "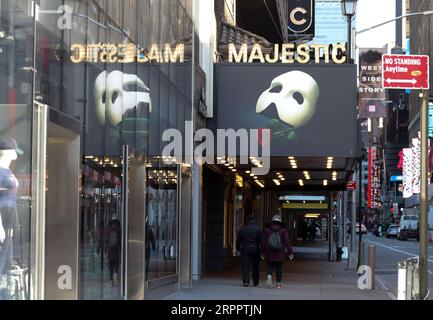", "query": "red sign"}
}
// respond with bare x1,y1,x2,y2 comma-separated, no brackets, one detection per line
382,54,429,90
347,181,357,190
